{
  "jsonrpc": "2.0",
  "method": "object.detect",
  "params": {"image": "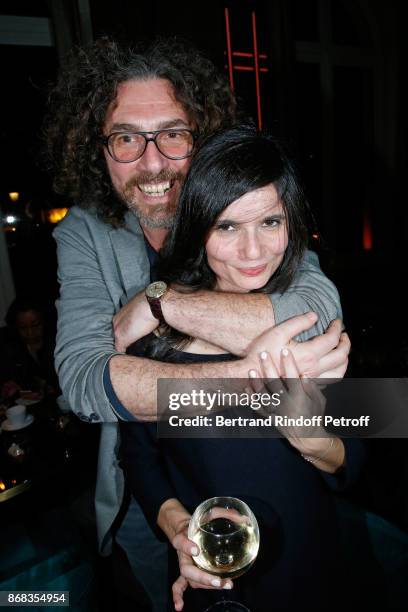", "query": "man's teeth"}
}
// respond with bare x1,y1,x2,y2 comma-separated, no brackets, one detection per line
139,181,171,196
